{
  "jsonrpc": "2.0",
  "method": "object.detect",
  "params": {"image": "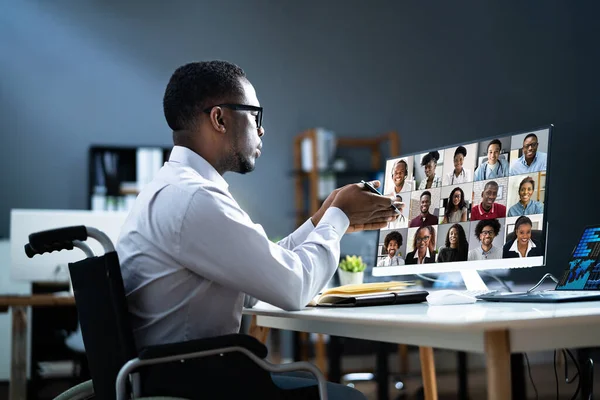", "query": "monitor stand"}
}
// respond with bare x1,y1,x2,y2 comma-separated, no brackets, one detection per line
460,270,489,291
